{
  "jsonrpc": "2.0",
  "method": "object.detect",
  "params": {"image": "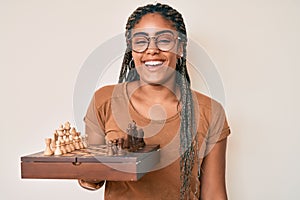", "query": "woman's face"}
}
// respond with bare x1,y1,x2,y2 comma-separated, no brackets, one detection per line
131,13,182,85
